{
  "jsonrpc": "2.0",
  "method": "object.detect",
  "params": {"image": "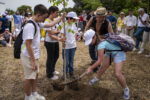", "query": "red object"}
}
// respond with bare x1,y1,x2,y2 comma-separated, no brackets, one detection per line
79,16,83,22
